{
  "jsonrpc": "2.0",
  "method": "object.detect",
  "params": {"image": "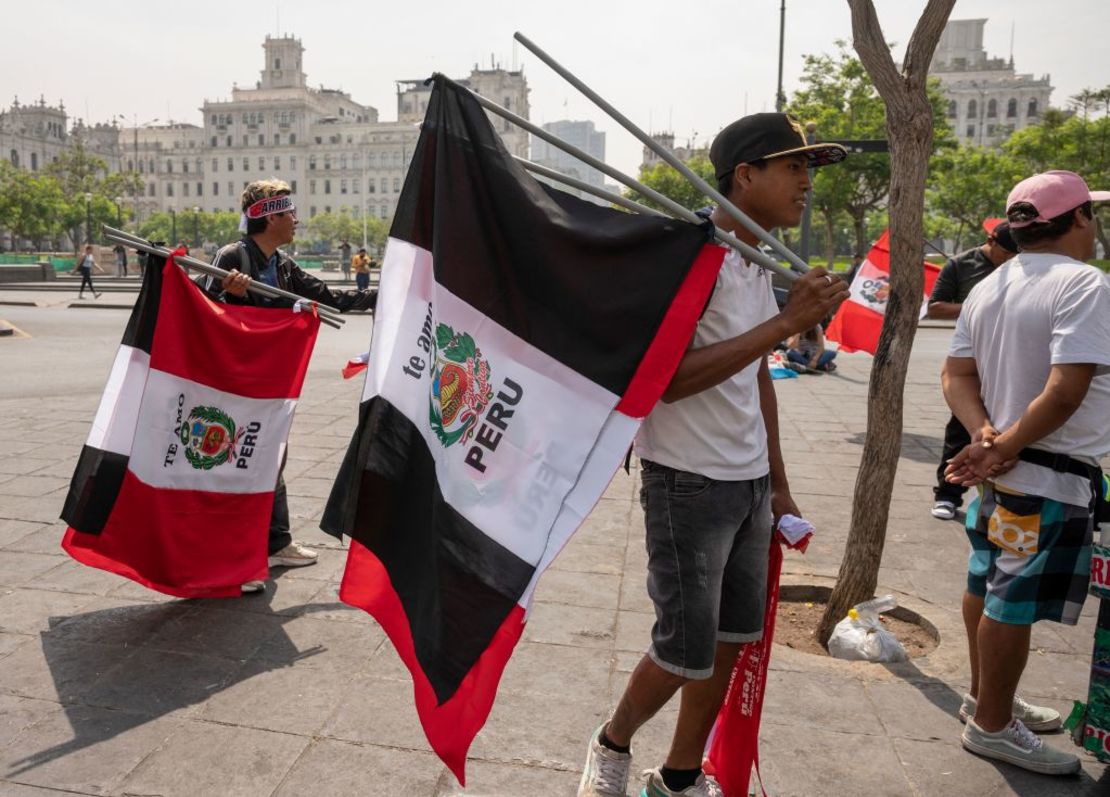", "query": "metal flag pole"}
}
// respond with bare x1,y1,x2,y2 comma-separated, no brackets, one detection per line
103,226,347,325
102,227,345,329
516,158,666,216
513,31,812,275
458,82,793,280
515,157,799,272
